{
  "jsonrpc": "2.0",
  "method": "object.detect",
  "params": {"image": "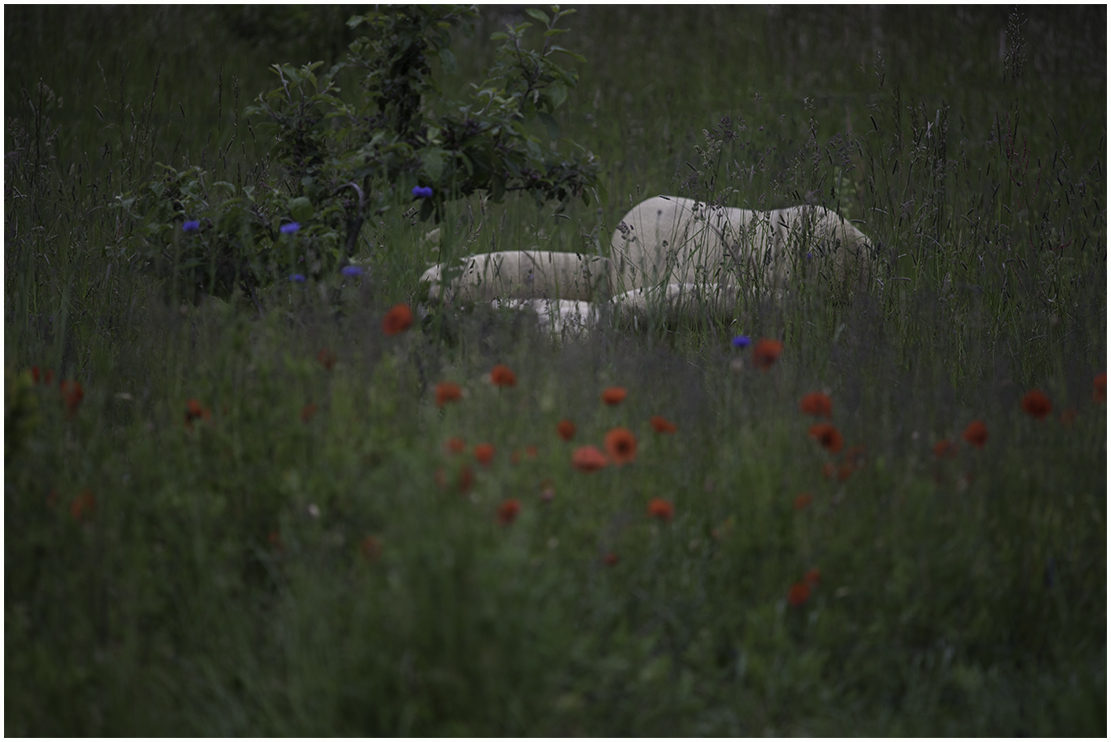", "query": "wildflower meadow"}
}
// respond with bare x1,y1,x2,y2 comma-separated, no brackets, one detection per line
5,6,1107,735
